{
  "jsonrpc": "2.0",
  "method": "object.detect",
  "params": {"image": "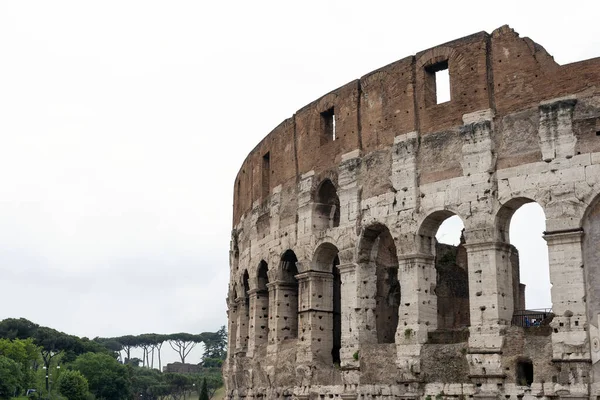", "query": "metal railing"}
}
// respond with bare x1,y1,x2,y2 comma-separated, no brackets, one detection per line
511,308,553,327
